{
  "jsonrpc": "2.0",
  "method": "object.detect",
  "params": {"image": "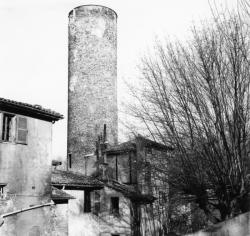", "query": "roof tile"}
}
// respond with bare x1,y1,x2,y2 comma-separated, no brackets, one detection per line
0,97,63,121
52,170,103,189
